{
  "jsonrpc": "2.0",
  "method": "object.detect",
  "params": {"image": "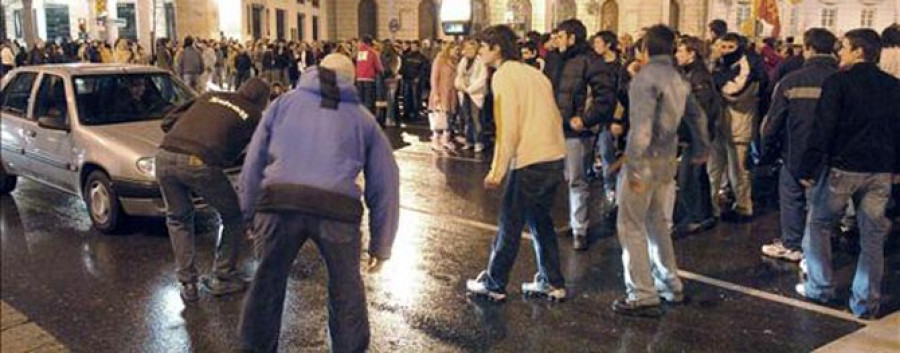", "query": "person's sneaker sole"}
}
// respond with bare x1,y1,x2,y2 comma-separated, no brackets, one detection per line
522,290,567,302
611,300,664,318
466,290,507,303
